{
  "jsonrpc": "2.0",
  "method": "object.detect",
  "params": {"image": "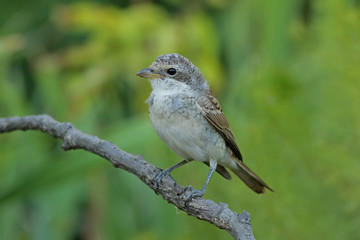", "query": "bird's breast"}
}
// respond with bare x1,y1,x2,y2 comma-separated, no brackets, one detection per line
147,91,227,162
